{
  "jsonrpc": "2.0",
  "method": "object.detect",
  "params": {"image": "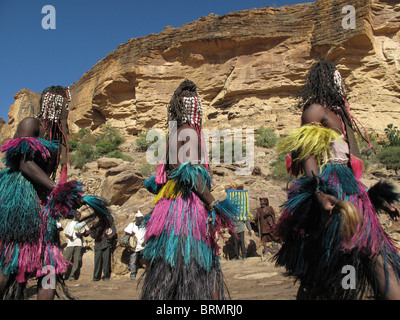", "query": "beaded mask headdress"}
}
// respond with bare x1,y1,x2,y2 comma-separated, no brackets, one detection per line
36,86,71,179
37,87,70,123
182,95,203,127
333,69,345,96
156,80,209,184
